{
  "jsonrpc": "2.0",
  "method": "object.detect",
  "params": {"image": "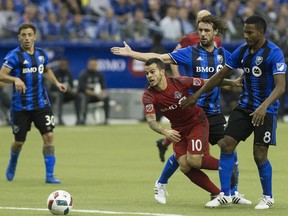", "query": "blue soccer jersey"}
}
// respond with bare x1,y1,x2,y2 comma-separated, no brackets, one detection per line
3,46,51,111
169,44,231,114
226,41,287,115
